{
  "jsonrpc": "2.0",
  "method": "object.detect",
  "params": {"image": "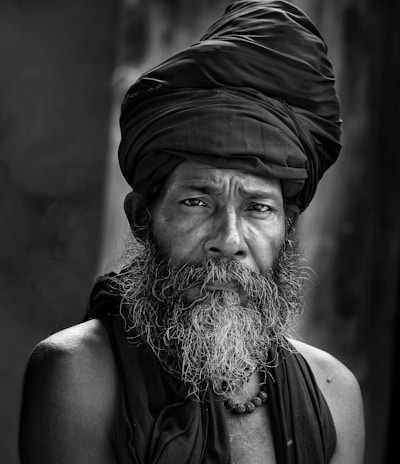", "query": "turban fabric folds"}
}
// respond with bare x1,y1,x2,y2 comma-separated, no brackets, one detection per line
118,0,341,212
